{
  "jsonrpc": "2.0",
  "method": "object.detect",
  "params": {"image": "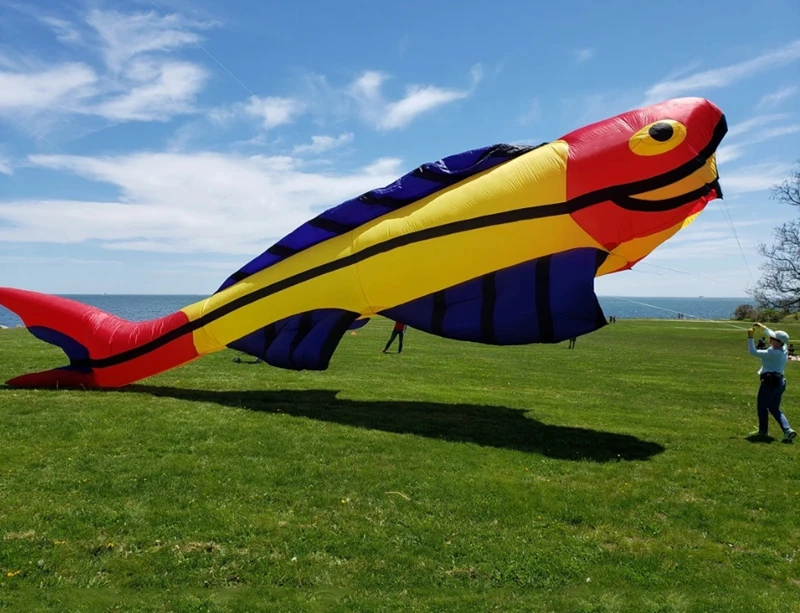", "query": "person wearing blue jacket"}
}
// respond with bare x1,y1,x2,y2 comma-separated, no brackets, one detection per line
747,323,796,442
